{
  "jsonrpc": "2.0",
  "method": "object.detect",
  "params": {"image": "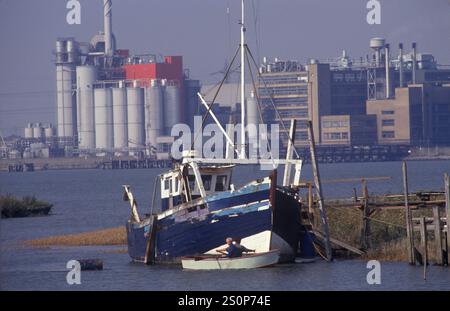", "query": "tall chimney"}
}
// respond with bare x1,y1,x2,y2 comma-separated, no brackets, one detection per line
412,42,417,84
399,43,404,87
385,43,391,98
103,0,113,57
